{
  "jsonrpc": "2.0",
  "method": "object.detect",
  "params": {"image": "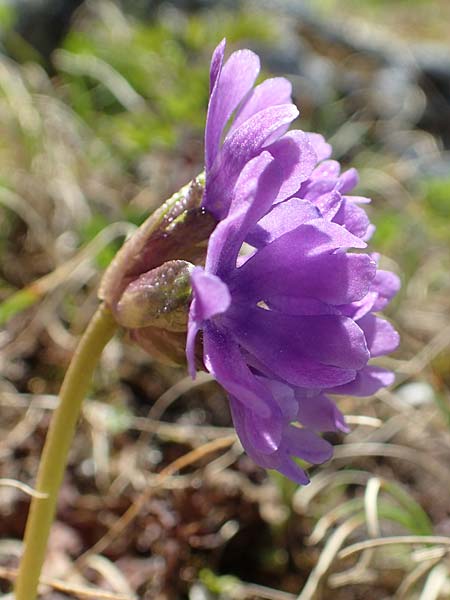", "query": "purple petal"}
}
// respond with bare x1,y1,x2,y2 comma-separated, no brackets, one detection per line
206,152,283,277
306,133,332,161
339,266,400,320
328,366,395,396
230,398,328,485
243,409,282,454
338,168,359,193
273,458,311,485
296,161,359,205
232,243,376,305
205,104,298,219
246,197,320,248
186,268,231,377
333,199,370,239
283,426,334,464
358,314,400,357
228,151,282,220
363,224,376,241
301,178,337,201
226,306,369,387
312,159,341,180
203,323,275,418
209,39,225,93
339,291,379,321
266,130,317,203
229,395,282,455
230,77,293,133
314,190,343,220
262,378,298,421
267,296,339,316
372,270,401,311
305,218,367,249
190,268,231,322
247,218,368,263
205,48,260,172
296,391,349,432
